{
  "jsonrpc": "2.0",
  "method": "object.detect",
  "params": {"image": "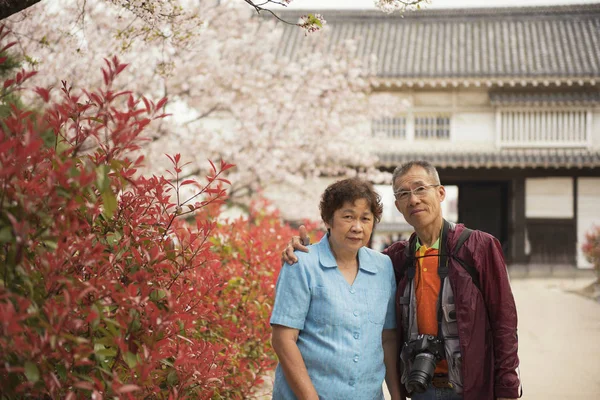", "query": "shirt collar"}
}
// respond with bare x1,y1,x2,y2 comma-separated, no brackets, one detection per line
415,236,440,250
316,233,377,274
